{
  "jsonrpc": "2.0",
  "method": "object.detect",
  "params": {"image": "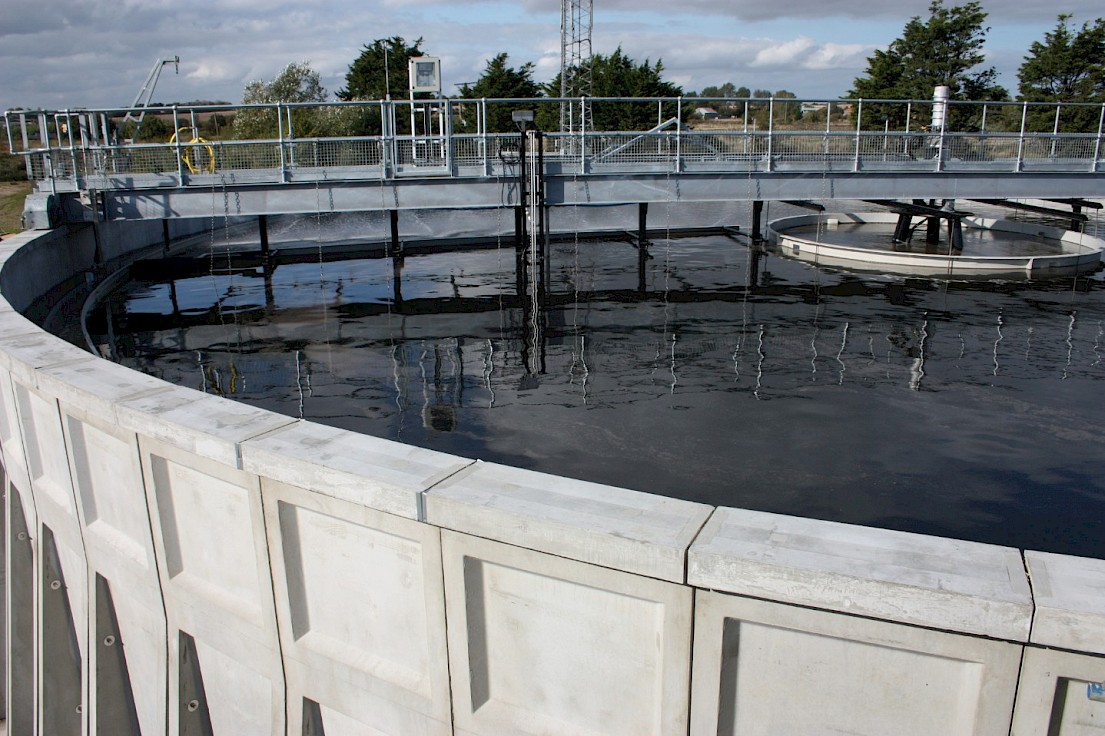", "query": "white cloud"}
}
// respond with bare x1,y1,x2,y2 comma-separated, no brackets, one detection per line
0,0,1079,110
805,42,869,70
750,37,818,68
186,61,239,84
